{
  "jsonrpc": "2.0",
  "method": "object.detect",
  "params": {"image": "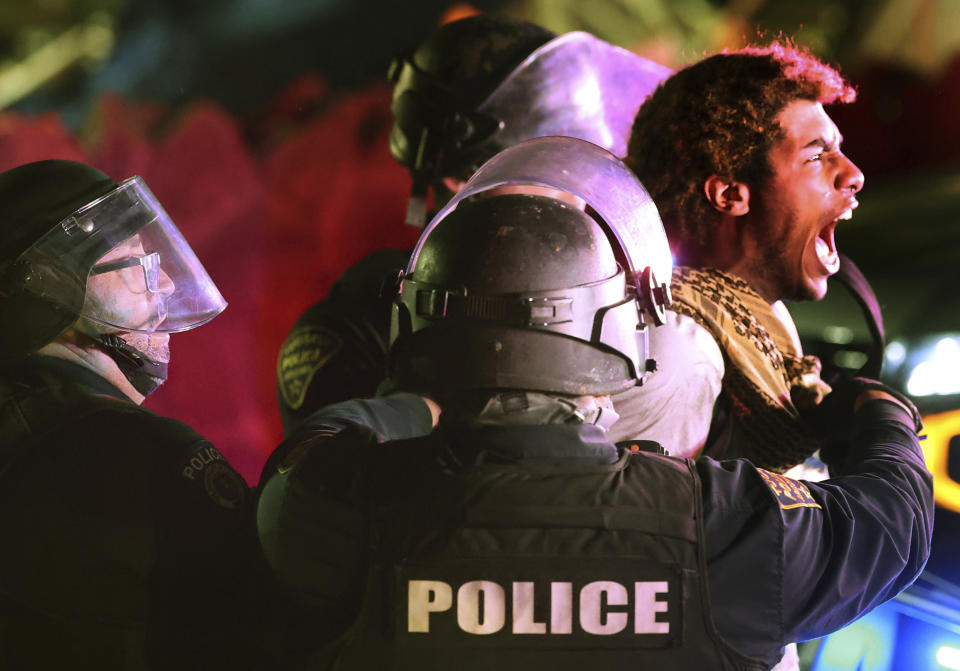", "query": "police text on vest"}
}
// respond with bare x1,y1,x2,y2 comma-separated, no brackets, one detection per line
408,579,669,635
